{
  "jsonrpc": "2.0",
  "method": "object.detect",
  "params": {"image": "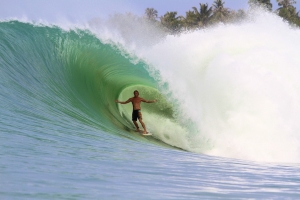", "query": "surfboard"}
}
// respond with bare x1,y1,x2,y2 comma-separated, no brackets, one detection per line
134,130,152,136
142,132,152,136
